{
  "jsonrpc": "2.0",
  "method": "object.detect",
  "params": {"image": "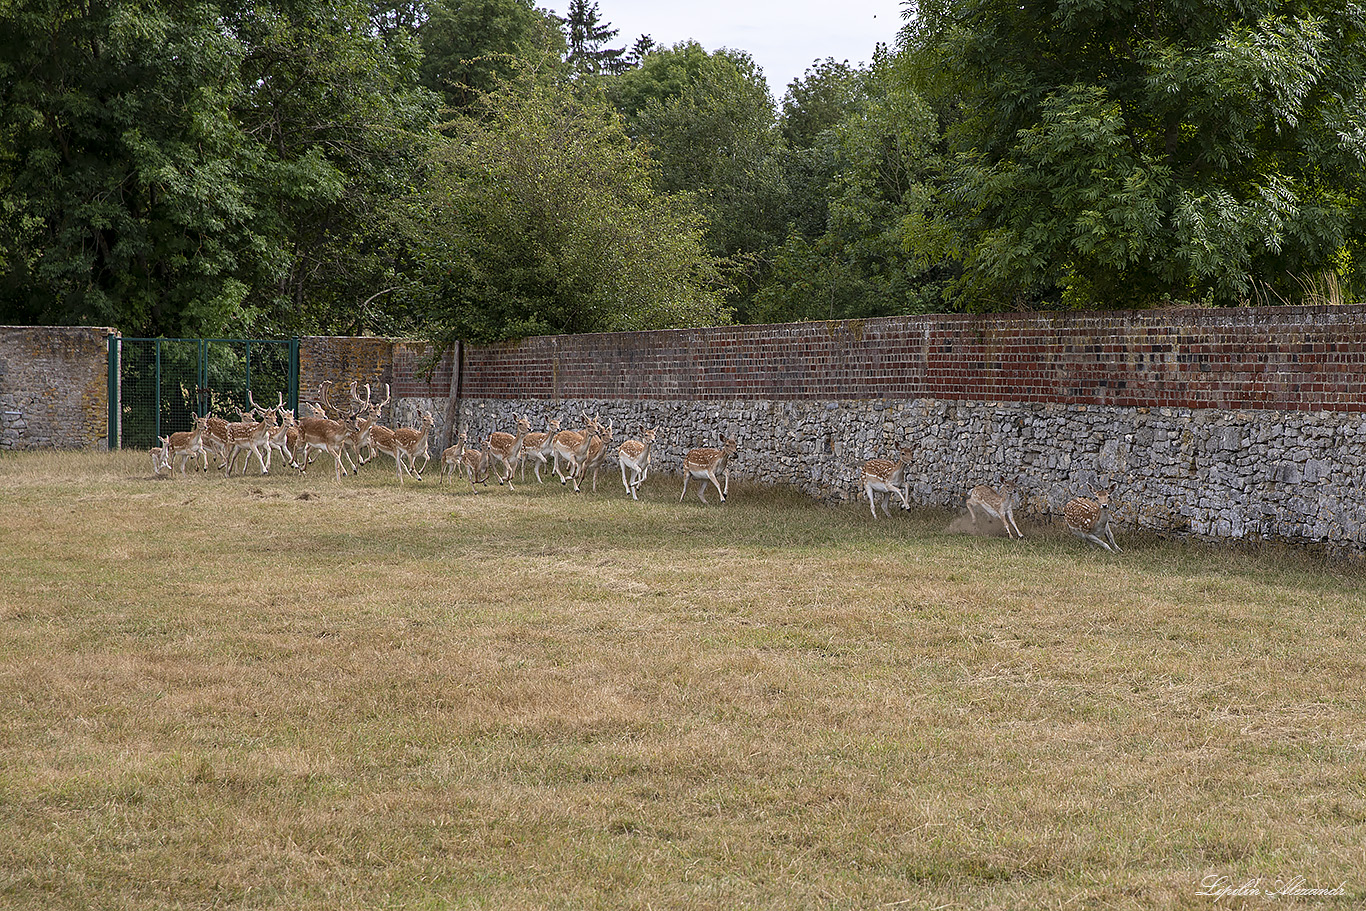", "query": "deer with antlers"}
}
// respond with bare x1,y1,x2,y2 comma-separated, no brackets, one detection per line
222,405,277,476
680,436,737,505
861,447,913,518
1064,486,1121,552
243,391,300,474
617,427,658,500
293,410,354,482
